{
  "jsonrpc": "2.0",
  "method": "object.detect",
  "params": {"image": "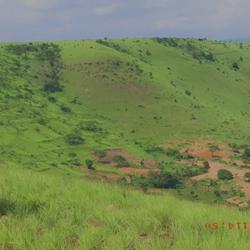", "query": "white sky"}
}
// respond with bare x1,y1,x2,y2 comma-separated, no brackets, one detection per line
0,0,249,41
